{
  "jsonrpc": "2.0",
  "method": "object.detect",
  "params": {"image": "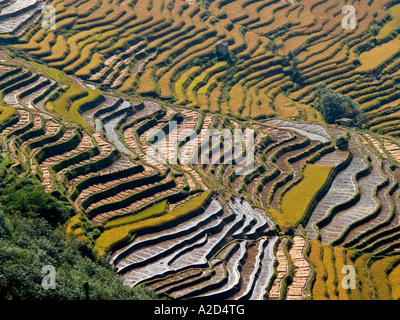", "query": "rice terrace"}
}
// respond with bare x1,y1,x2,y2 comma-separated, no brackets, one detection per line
3,0,400,303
